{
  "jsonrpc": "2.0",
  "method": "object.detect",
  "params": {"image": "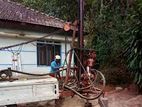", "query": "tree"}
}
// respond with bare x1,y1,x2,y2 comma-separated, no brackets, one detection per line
13,0,77,21
86,0,142,88
124,0,142,88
